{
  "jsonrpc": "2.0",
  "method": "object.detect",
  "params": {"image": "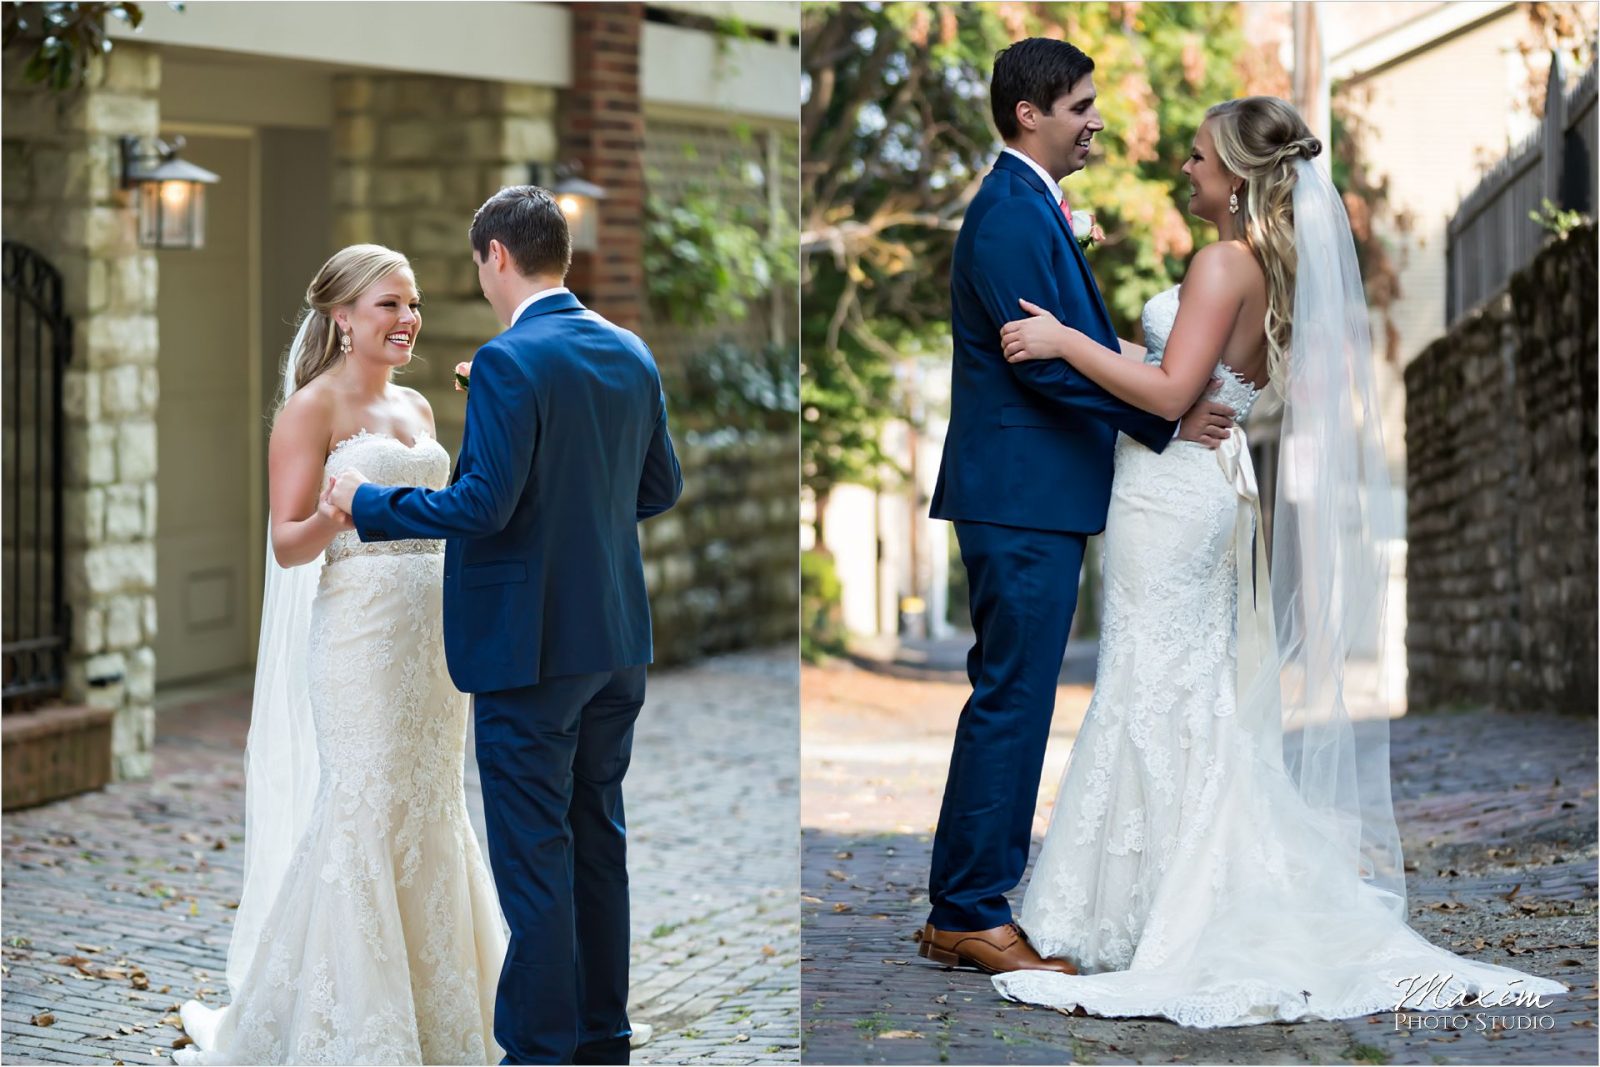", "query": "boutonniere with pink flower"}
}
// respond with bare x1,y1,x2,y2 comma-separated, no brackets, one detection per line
1070,210,1106,250
454,361,472,391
